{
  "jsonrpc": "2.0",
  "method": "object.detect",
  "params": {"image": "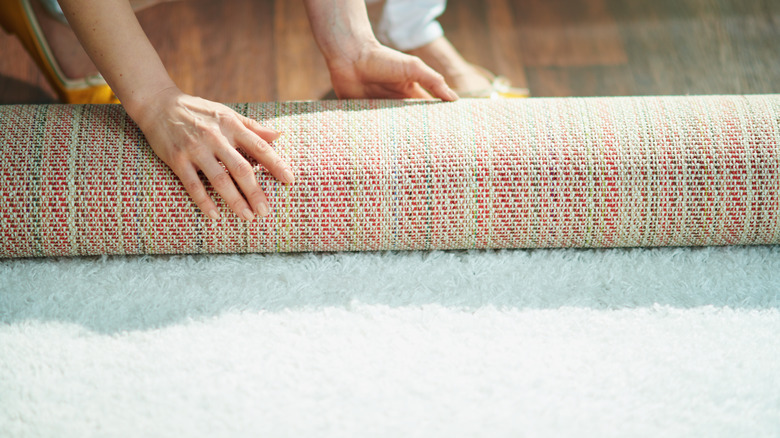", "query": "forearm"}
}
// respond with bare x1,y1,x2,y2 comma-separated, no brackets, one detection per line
56,0,291,221
302,0,381,68
57,0,176,122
